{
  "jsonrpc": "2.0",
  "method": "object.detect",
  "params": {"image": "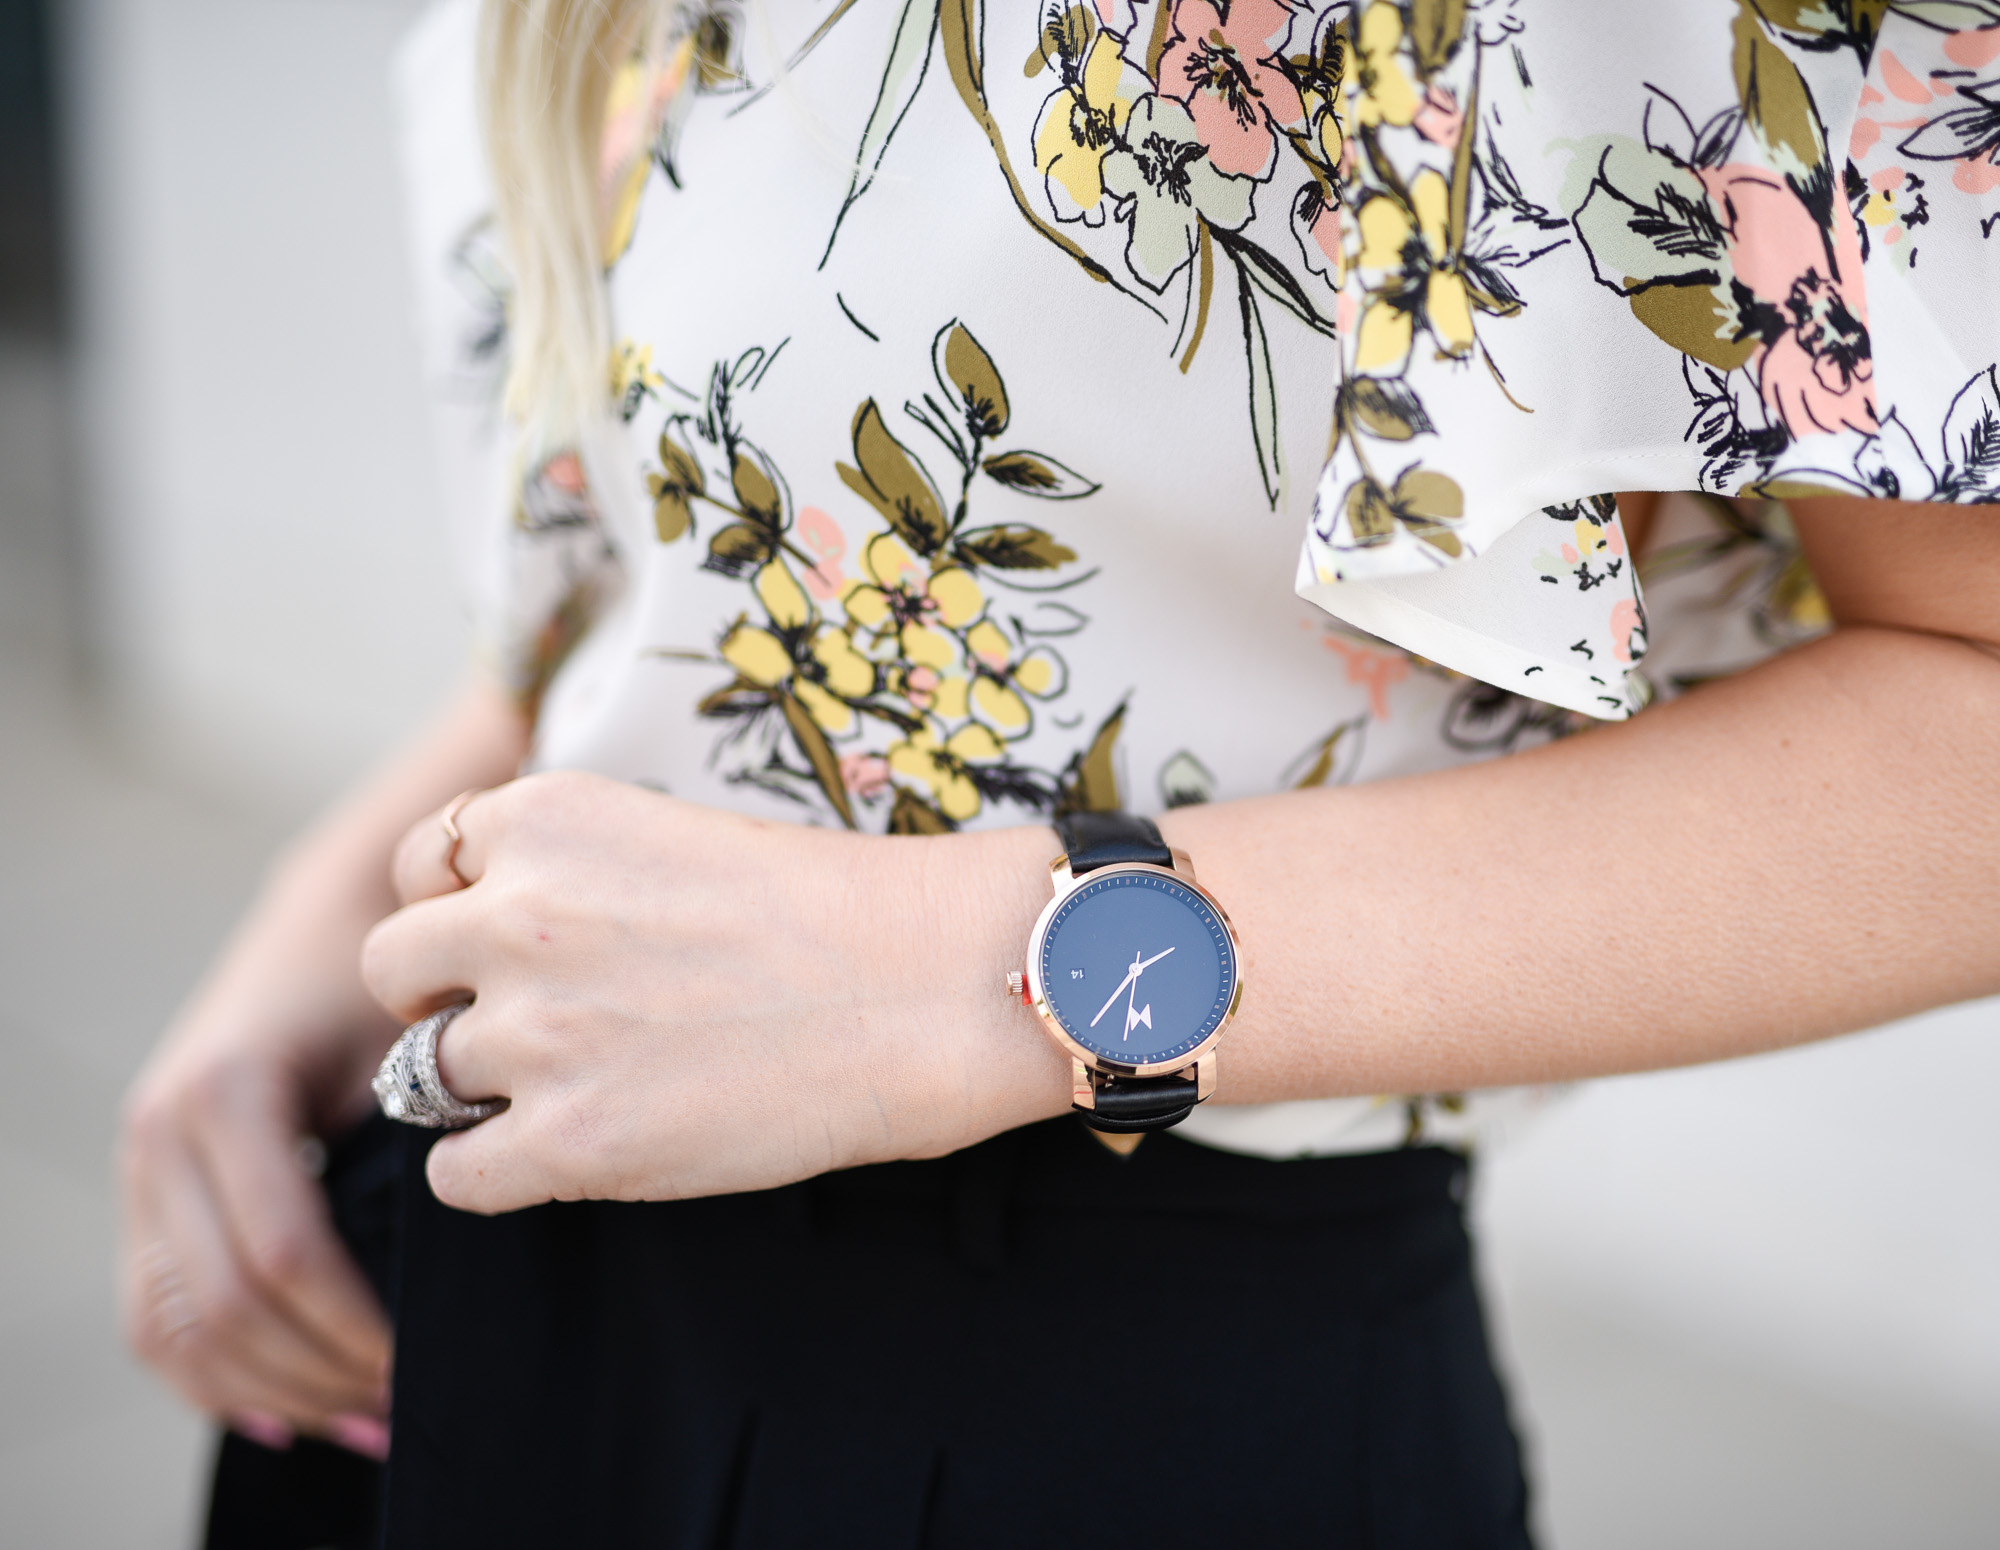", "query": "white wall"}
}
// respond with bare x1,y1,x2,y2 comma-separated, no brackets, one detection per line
60,0,467,801
53,0,2000,1459
1479,996,2000,1449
